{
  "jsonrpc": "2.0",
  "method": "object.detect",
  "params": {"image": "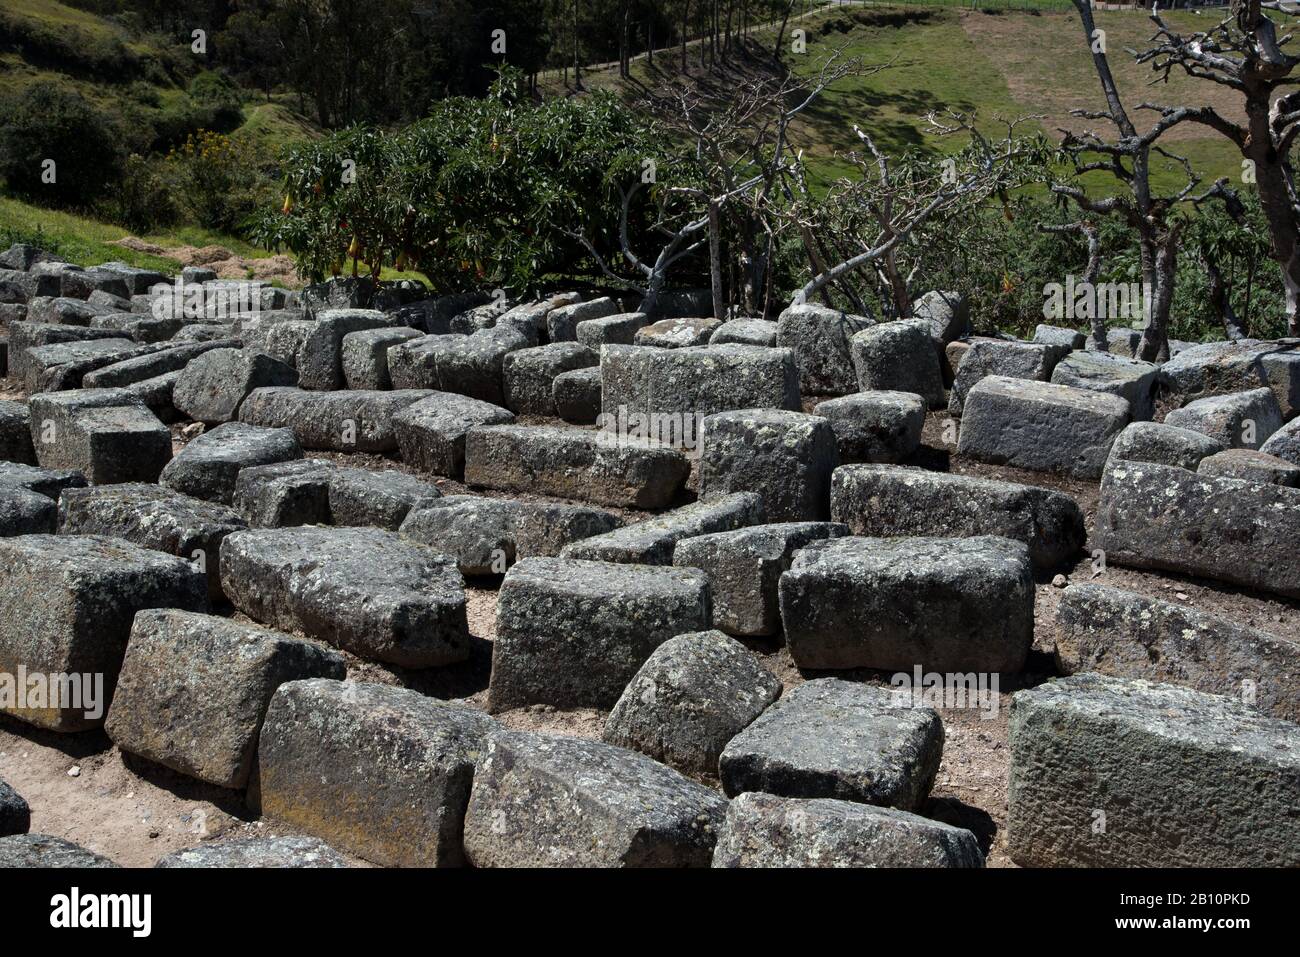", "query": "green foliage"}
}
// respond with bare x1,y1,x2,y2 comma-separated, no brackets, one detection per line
165,130,273,234
0,81,125,207
105,153,179,232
